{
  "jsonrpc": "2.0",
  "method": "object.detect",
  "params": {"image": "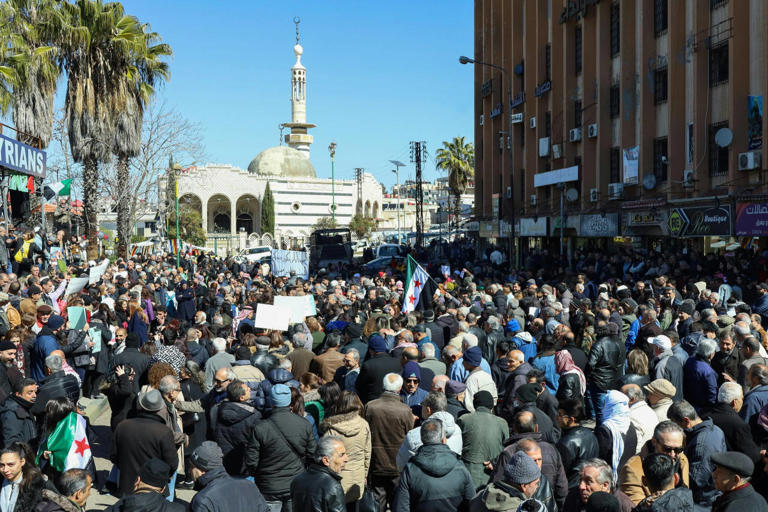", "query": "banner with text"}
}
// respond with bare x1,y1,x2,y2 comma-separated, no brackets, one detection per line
271,249,309,279
736,202,768,236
